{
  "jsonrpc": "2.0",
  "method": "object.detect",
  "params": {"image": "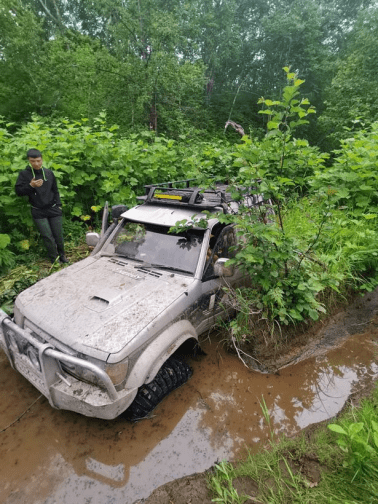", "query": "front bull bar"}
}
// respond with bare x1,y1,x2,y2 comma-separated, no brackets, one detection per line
0,309,118,404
